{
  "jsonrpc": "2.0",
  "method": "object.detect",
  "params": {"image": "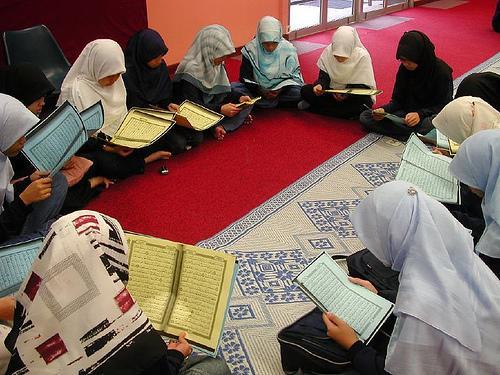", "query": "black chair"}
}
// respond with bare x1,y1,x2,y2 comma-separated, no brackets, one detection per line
3,24,71,95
